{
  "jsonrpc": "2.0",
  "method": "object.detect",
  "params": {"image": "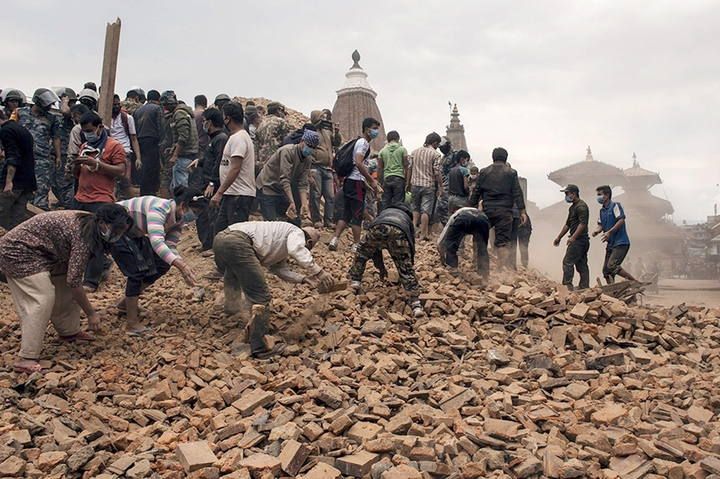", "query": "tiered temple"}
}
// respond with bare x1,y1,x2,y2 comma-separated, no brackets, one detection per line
445,103,467,151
